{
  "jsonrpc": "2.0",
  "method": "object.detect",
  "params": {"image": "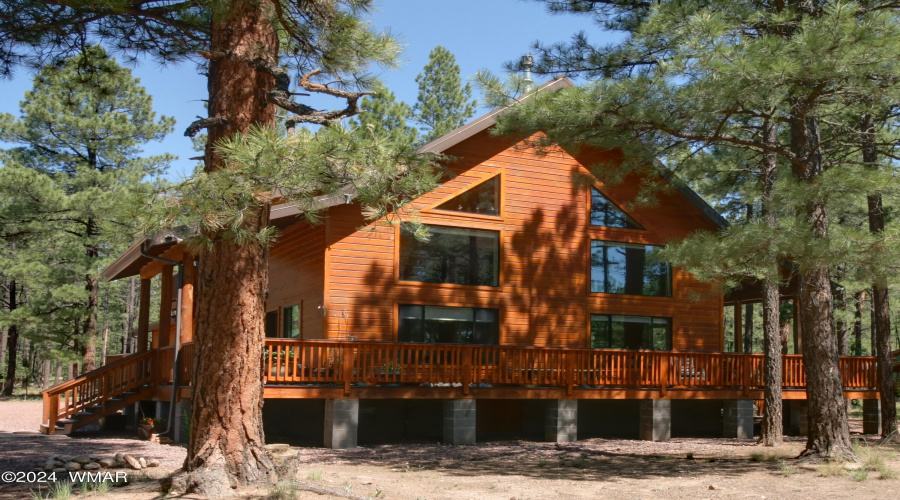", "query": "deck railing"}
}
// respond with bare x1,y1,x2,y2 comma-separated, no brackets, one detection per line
262,339,880,395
